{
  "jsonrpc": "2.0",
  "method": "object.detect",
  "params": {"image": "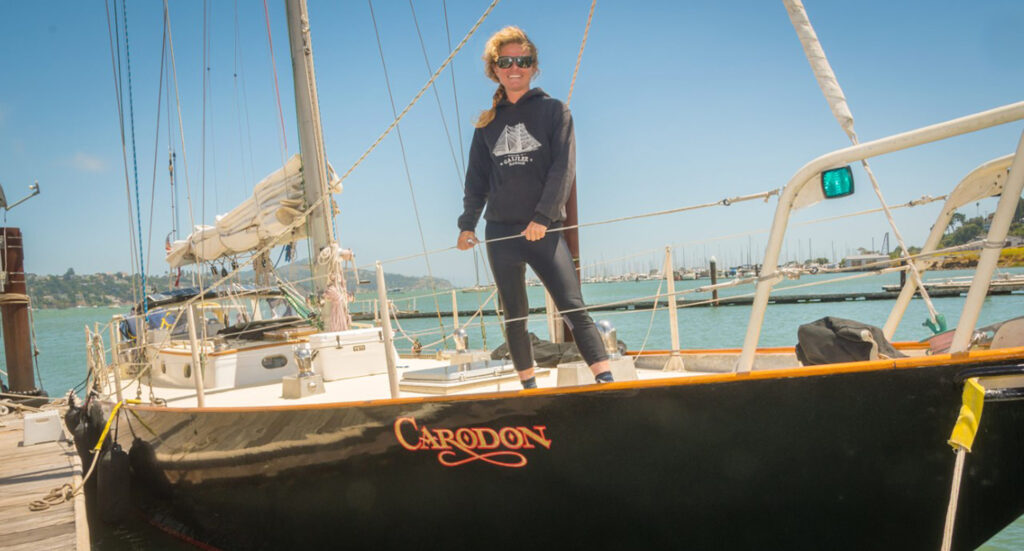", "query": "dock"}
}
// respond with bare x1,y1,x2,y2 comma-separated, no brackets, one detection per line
0,410,89,550
352,287,1014,320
